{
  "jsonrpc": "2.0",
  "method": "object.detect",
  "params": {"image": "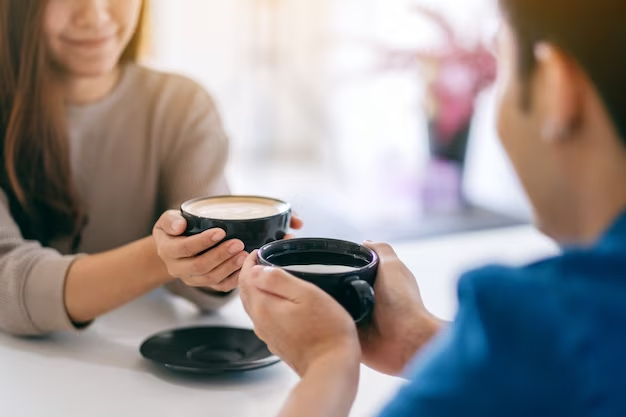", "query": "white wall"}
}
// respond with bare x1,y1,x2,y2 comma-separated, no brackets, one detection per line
146,0,530,220
464,87,531,219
